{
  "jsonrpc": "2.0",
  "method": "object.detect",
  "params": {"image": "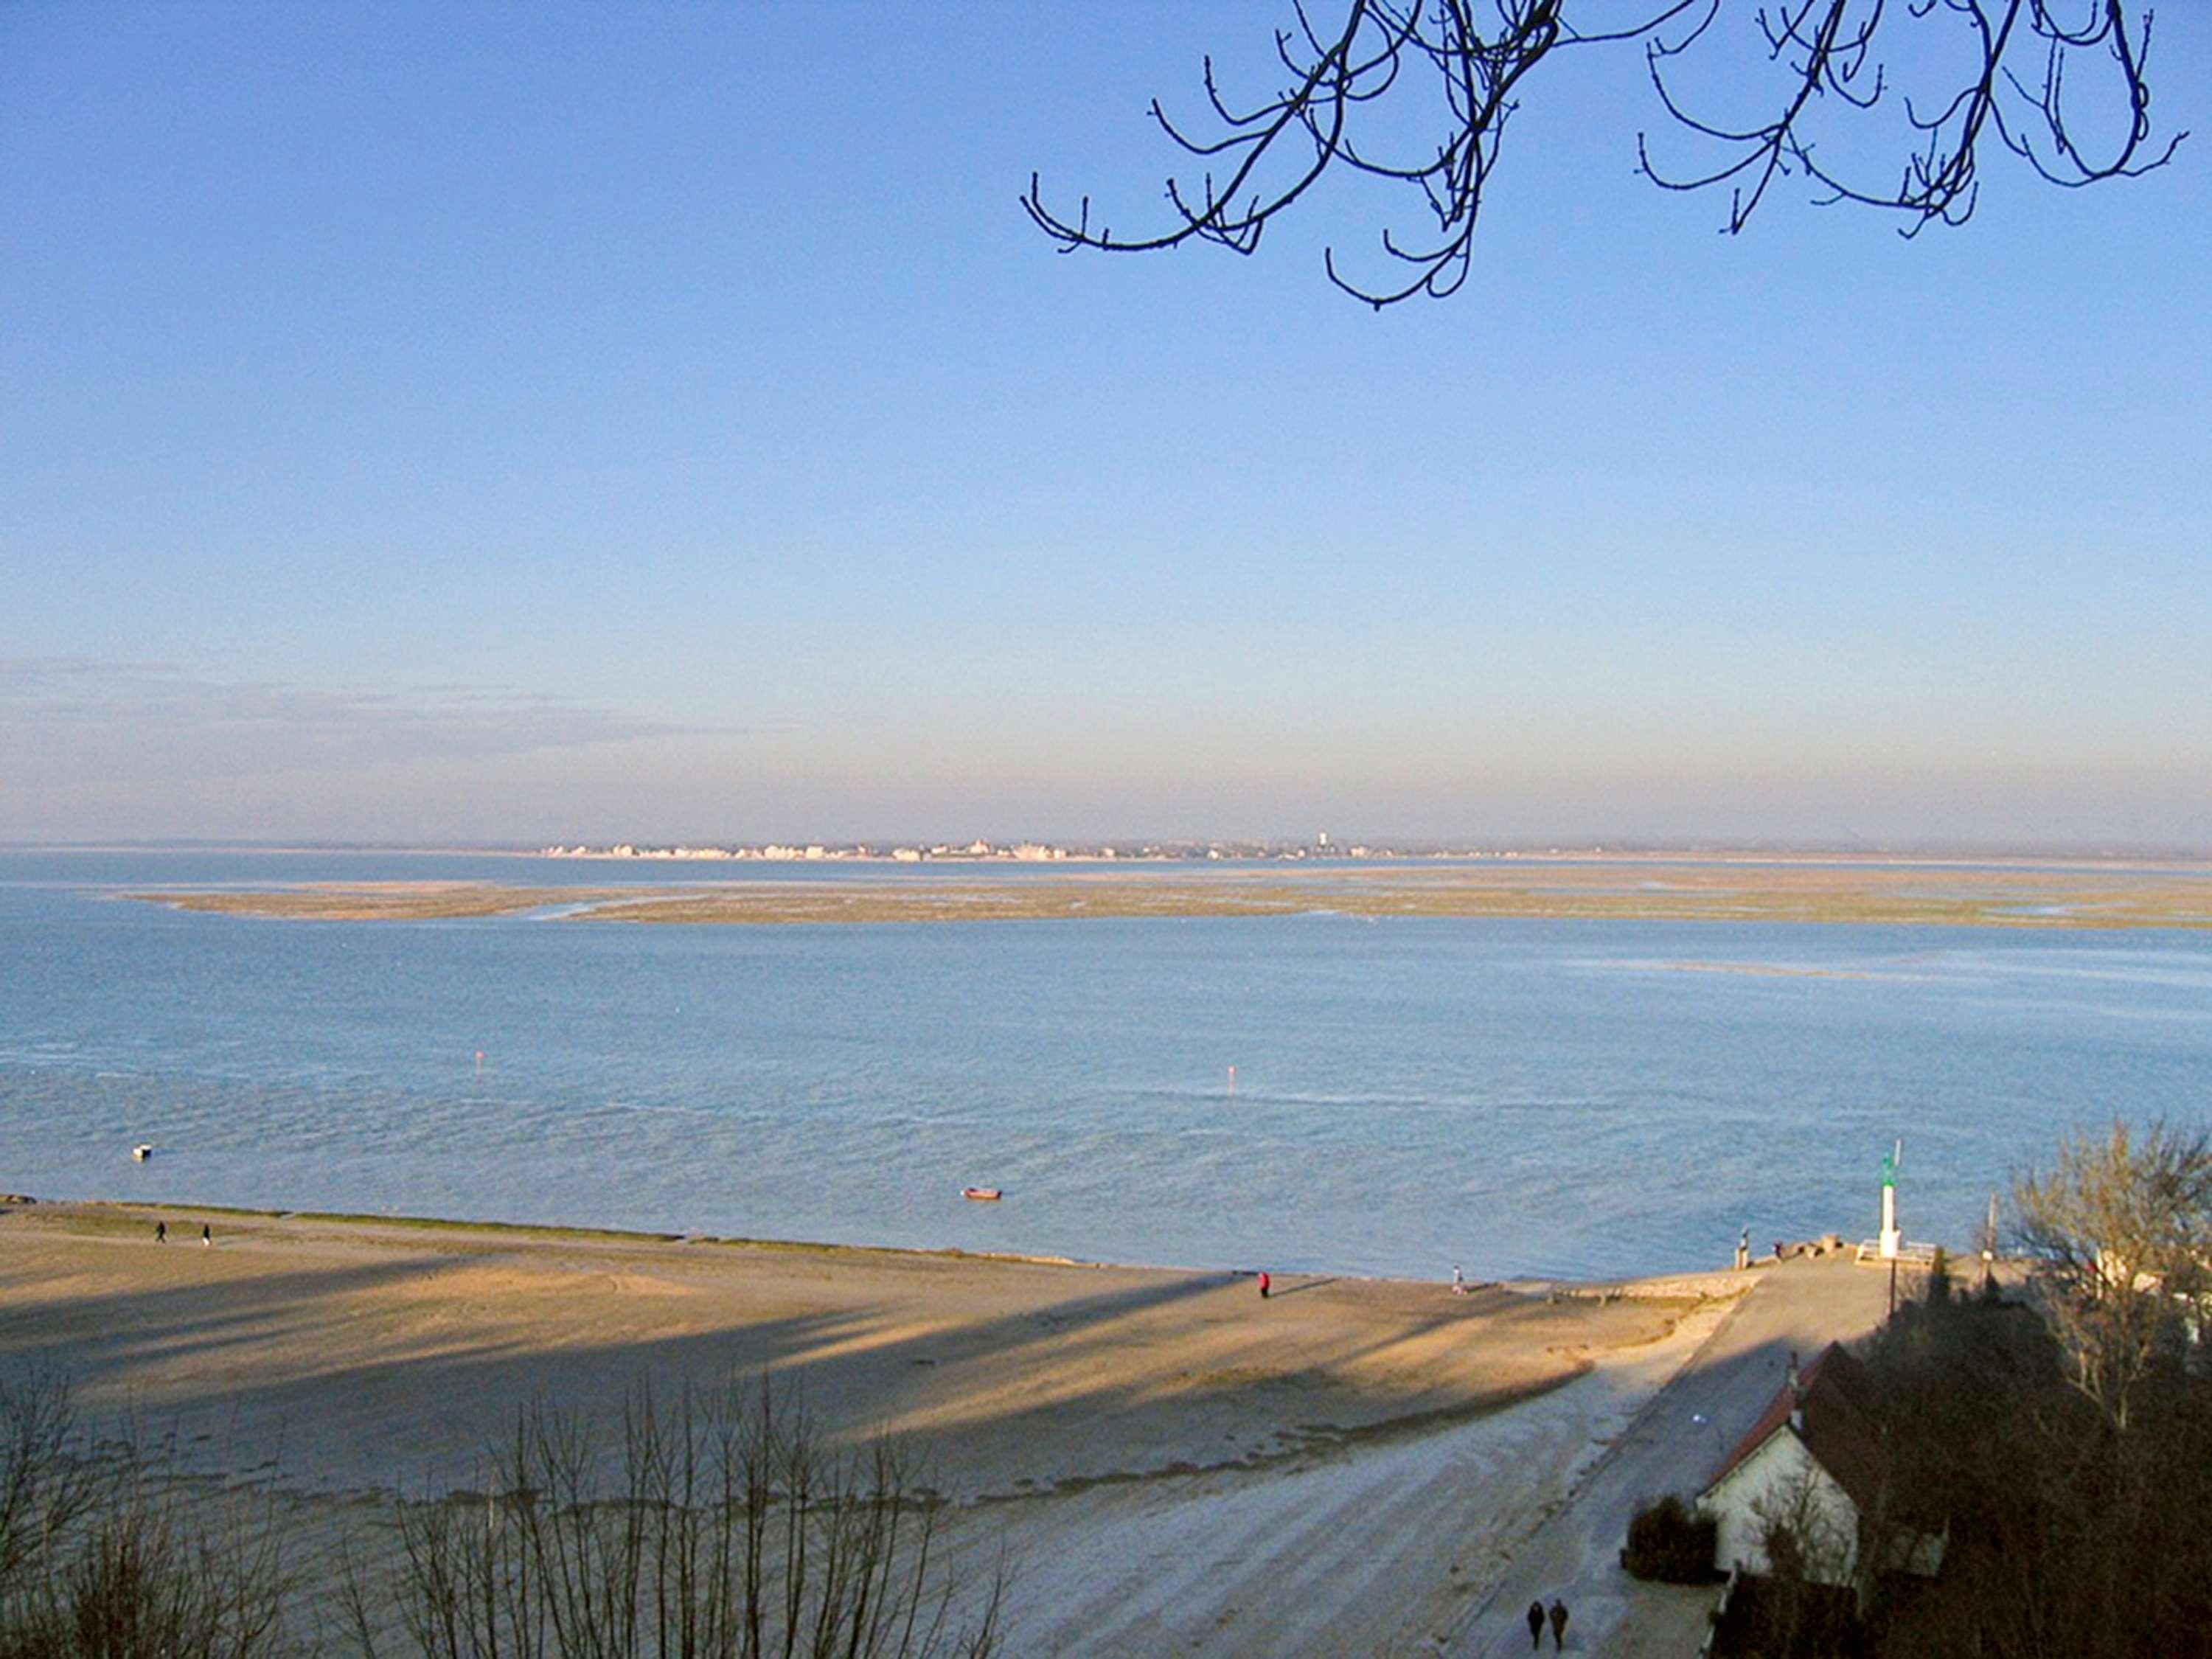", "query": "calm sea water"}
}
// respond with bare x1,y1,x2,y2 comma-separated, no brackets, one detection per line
4,849,2209,1281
